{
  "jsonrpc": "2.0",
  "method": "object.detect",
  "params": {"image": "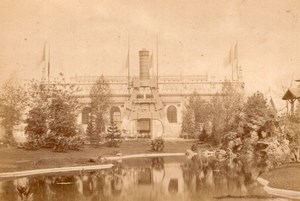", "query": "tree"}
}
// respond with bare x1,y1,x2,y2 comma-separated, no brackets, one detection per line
25,106,47,138
210,94,225,143
47,74,80,137
242,91,272,133
181,101,196,136
0,79,28,145
221,81,244,131
89,76,110,135
105,122,122,147
24,79,48,140
209,82,243,143
181,93,211,138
